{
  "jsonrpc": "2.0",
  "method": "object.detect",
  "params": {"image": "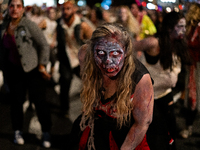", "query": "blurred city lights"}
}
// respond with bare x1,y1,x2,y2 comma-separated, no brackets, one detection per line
147,3,156,9
101,0,112,10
